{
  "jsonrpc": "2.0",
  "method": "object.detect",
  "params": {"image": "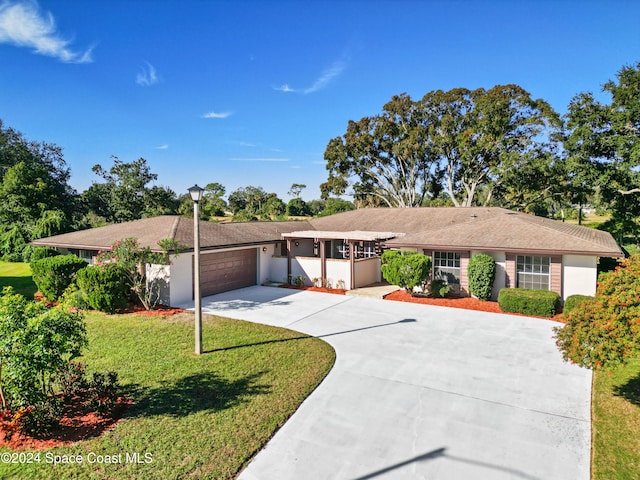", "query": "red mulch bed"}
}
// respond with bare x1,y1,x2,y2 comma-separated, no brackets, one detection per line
384,290,563,321
0,397,131,451
117,304,188,316
279,284,347,295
